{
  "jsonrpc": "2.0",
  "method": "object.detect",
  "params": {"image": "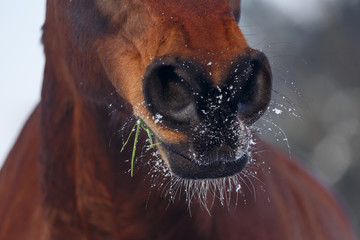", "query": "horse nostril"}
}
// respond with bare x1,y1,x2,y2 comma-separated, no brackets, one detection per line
143,57,200,129
233,51,272,124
